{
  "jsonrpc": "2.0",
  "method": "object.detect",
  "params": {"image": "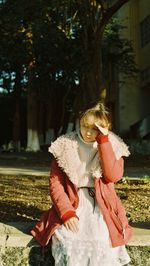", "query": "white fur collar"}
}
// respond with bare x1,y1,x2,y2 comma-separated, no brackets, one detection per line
48,131,130,185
